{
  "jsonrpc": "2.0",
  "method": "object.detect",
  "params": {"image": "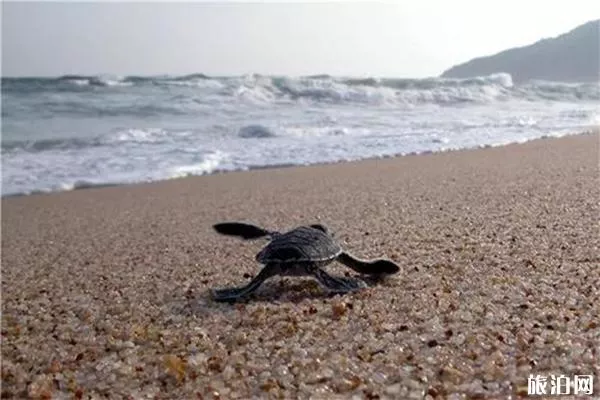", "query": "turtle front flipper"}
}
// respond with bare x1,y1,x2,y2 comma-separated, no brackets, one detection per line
312,267,367,293
211,263,279,302
336,252,400,275
213,222,277,240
